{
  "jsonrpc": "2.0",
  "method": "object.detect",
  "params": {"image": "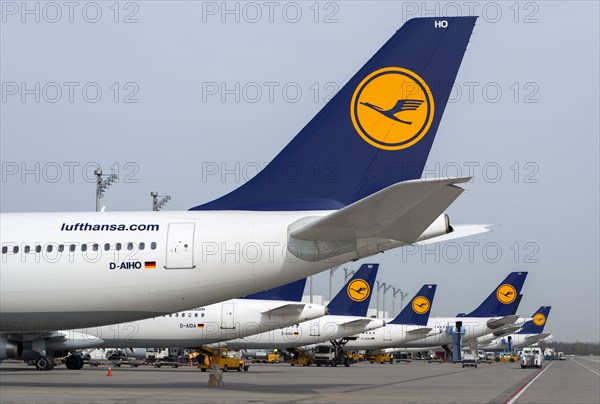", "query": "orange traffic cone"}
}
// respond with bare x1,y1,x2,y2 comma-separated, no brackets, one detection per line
189,360,193,367
107,367,113,377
